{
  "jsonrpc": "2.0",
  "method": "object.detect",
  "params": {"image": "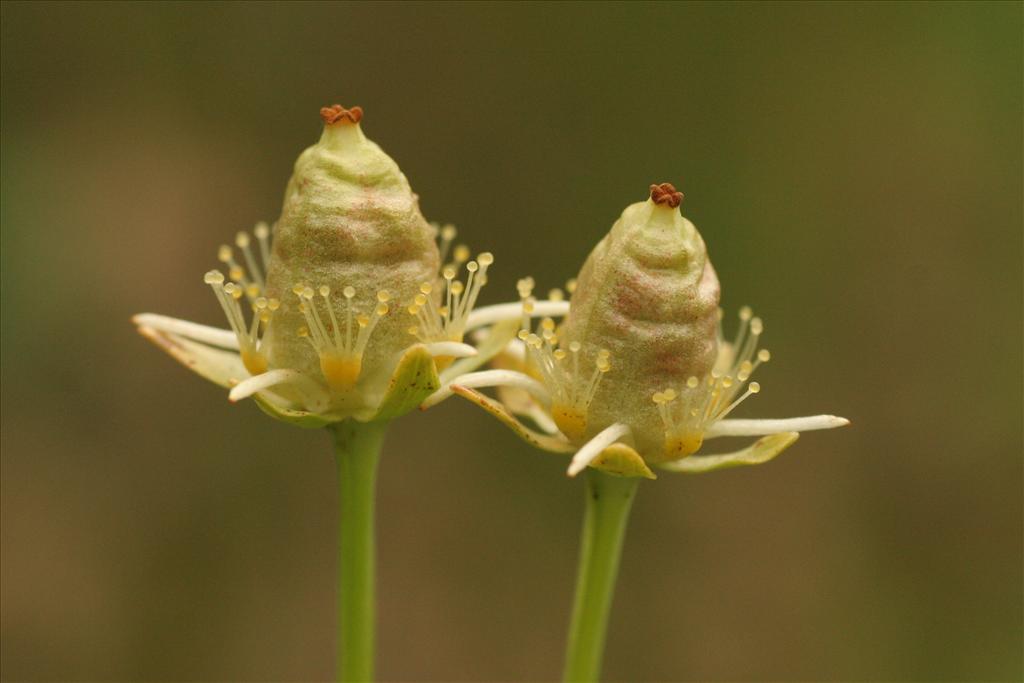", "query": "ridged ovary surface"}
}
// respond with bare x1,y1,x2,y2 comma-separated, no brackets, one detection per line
562,199,720,457
262,122,439,382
